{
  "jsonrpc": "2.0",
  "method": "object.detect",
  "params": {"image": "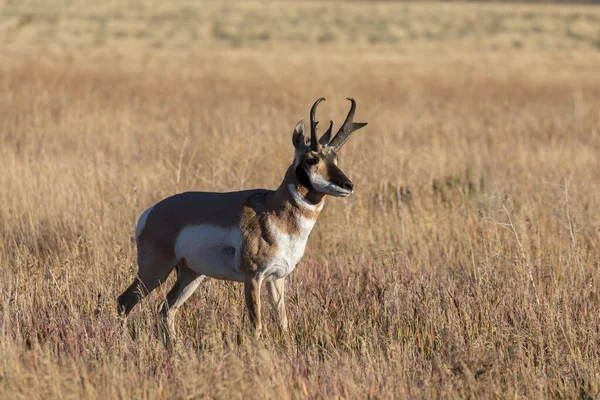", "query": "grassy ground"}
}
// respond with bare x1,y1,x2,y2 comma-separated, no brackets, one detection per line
1,1,600,58
1,1,600,399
